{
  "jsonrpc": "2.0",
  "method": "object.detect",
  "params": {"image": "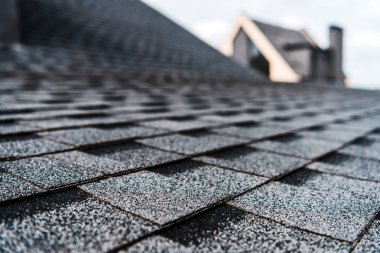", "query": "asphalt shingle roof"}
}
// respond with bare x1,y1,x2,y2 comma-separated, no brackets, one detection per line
0,0,379,252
